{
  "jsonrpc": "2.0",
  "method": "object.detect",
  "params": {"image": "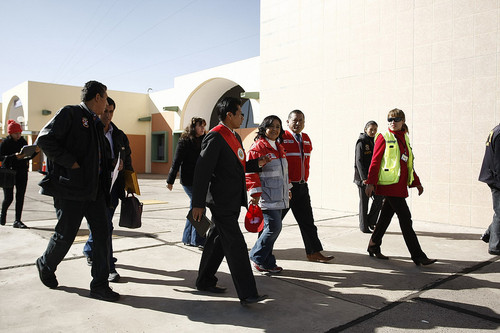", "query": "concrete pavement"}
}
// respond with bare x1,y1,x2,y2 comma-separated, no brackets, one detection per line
0,172,499,332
